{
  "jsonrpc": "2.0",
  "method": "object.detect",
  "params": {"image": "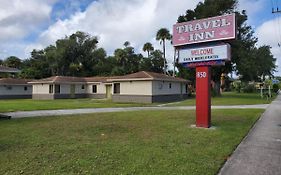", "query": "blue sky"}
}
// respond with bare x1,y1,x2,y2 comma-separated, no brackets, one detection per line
51,0,93,21
0,0,281,76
